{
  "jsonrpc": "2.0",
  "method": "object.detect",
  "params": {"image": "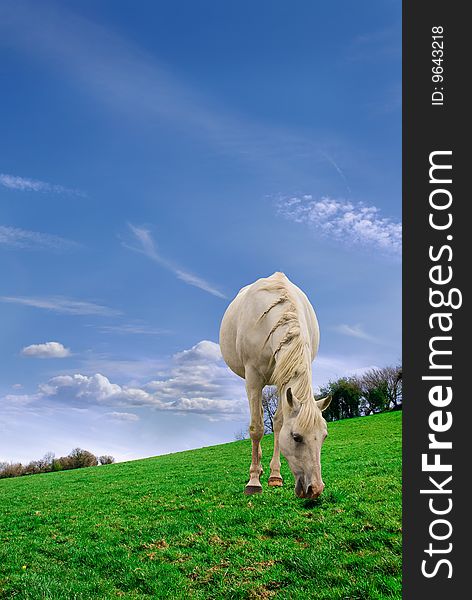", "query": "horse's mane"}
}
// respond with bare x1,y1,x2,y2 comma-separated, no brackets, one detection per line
258,275,320,431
